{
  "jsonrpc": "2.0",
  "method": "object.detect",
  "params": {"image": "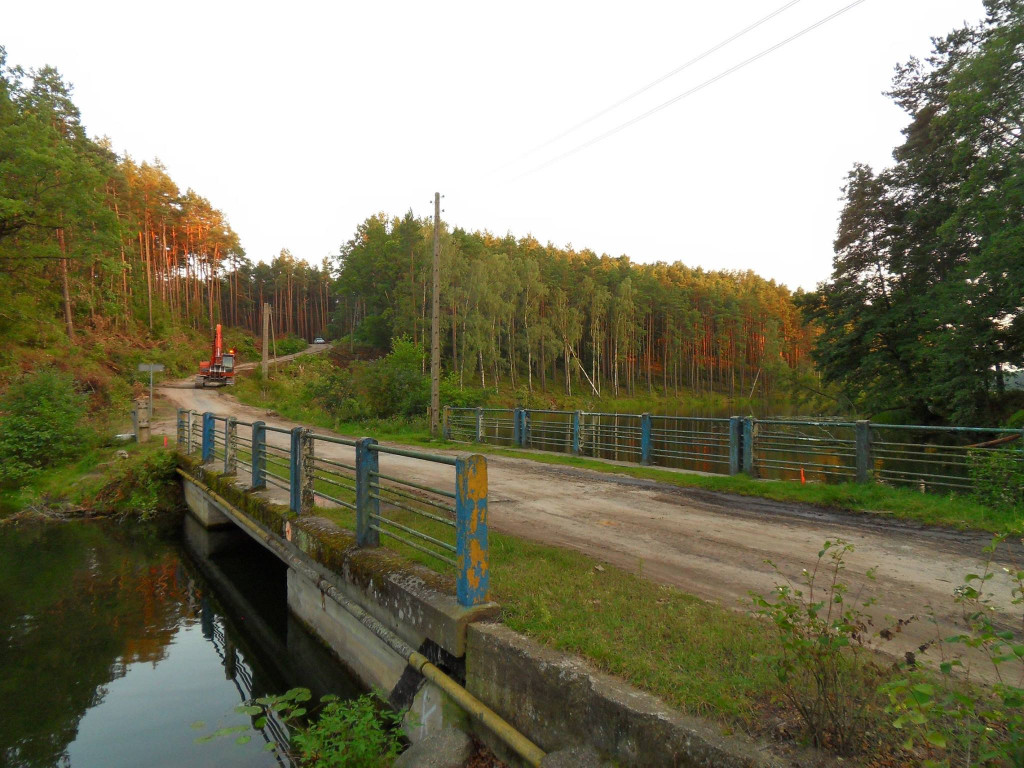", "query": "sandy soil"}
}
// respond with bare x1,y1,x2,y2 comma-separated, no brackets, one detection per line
154,375,1022,677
